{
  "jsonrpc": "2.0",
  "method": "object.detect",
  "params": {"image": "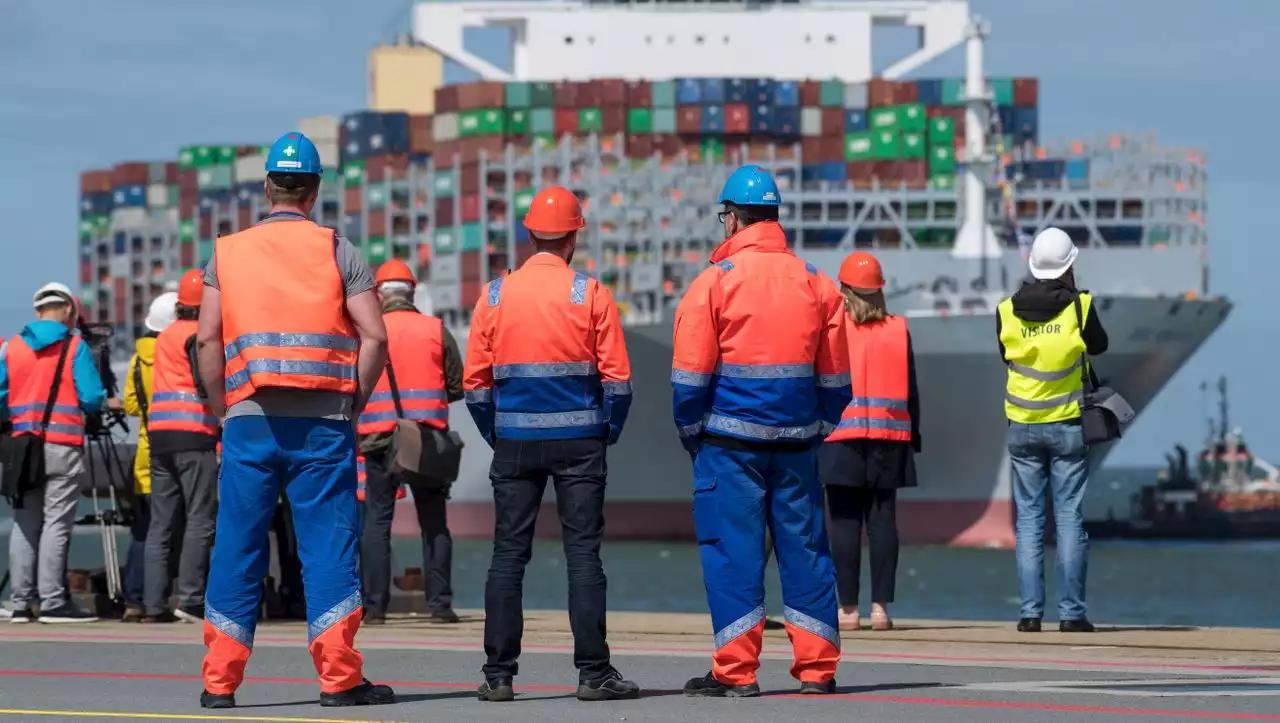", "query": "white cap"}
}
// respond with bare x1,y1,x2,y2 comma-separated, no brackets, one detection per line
1028,227,1078,280
32,282,76,310
376,281,414,295
144,292,179,333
